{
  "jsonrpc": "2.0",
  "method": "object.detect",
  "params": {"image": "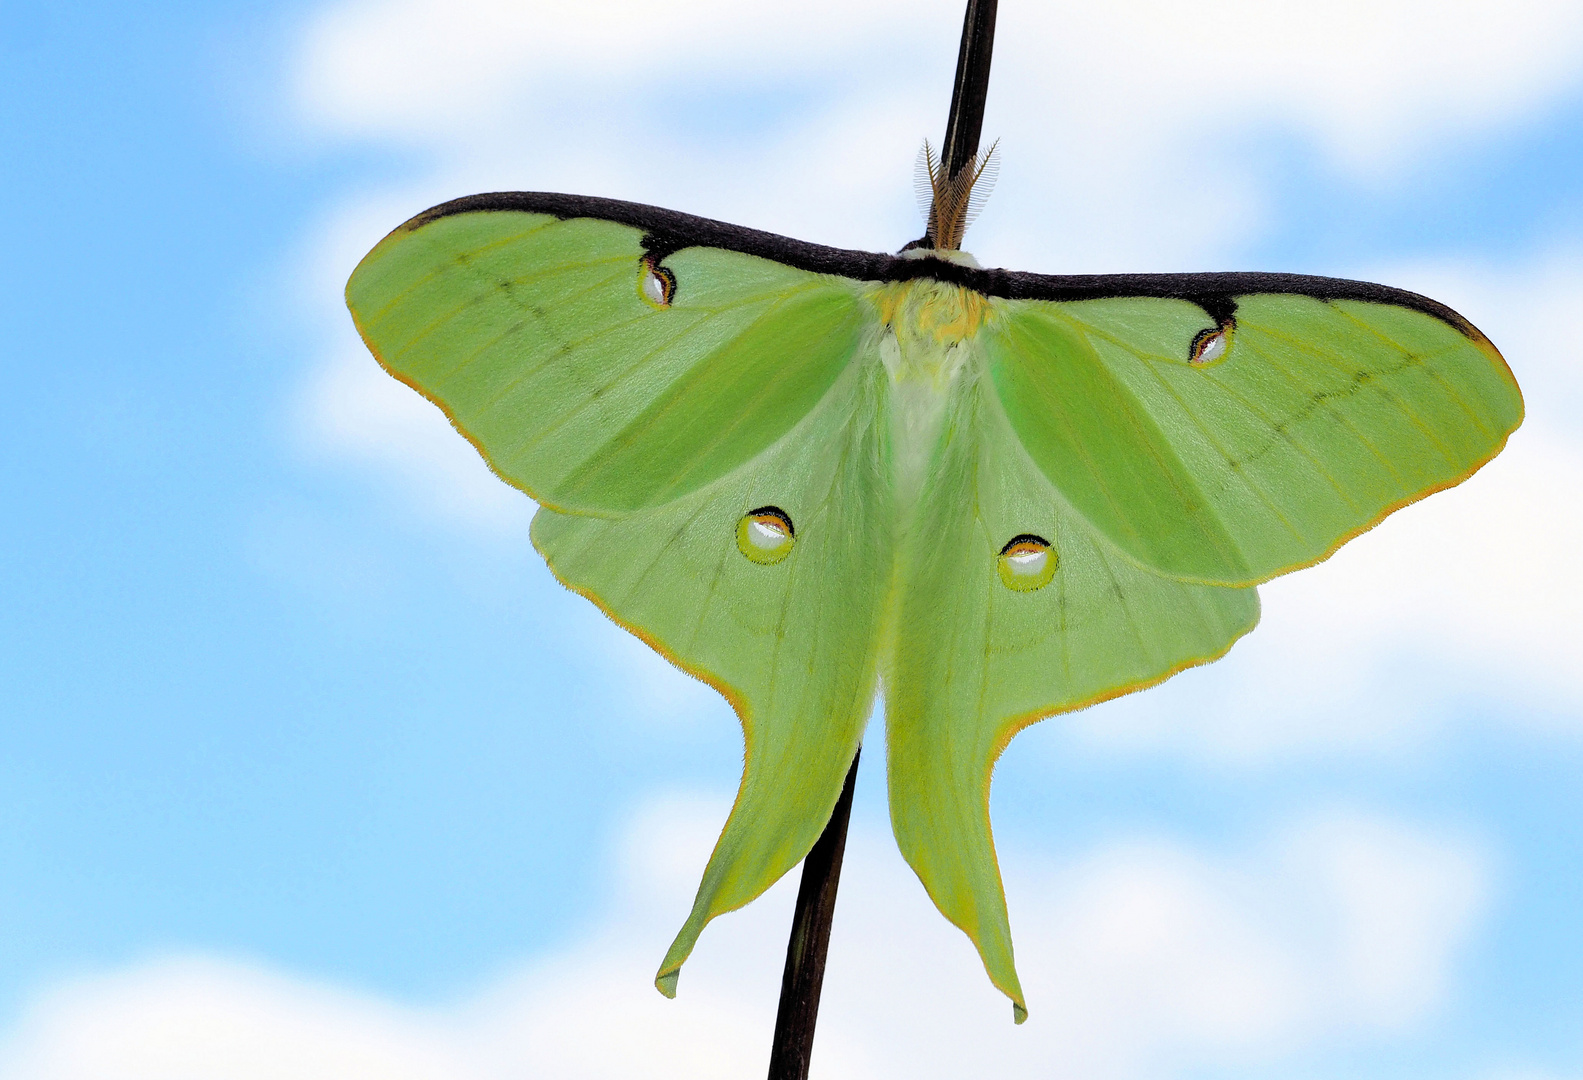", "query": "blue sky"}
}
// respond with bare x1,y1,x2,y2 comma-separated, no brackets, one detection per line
2,1,1582,1076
